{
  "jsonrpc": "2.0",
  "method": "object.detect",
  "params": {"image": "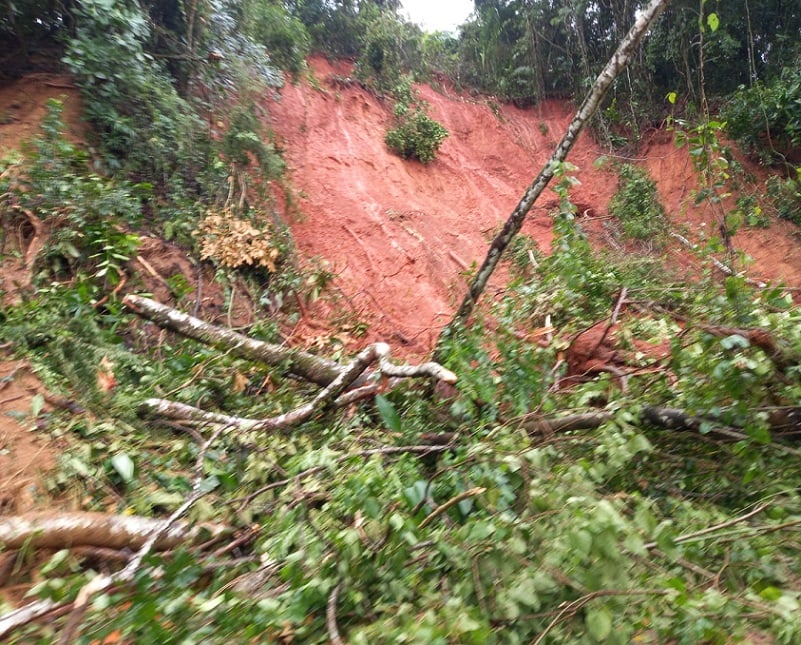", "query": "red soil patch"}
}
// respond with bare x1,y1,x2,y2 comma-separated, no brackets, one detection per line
269,57,616,356
0,73,83,153
640,135,801,287
0,77,84,516
271,56,801,358
0,360,61,514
